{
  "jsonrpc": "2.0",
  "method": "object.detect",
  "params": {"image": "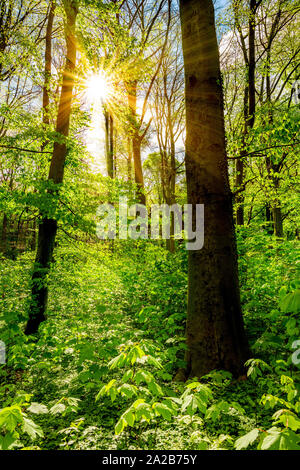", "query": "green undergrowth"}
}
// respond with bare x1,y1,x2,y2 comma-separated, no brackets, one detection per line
0,228,299,449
